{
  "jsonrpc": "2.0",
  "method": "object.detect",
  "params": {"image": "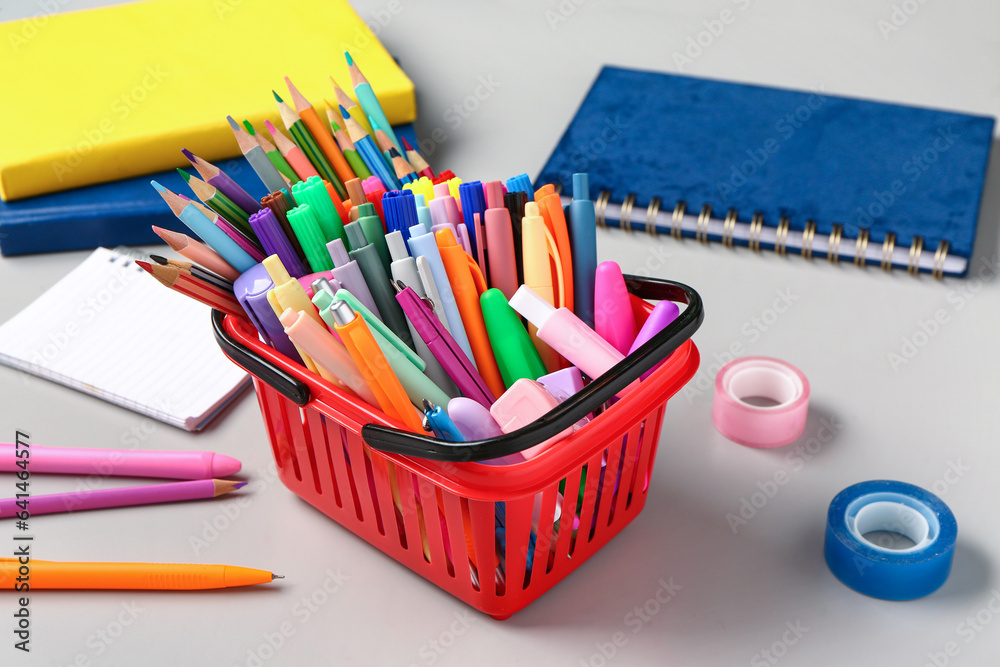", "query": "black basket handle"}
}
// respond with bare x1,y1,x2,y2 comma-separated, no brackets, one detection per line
363,275,702,461
213,275,702,462
212,309,310,406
